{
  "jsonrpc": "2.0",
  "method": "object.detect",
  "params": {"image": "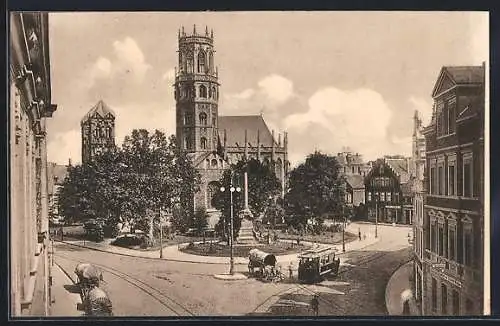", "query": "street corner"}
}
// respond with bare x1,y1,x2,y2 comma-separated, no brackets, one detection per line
213,273,249,281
